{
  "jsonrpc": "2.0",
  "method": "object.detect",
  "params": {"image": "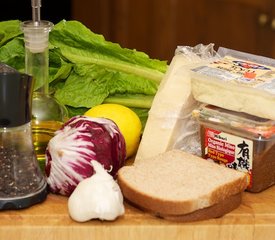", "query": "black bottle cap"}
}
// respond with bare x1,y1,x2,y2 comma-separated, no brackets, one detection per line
0,63,33,127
